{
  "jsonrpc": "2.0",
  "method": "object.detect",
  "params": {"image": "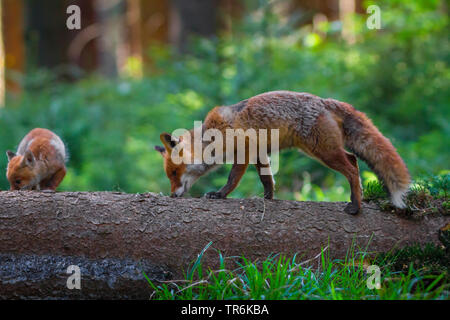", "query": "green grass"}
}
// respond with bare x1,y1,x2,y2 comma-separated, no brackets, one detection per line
144,243,449,300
